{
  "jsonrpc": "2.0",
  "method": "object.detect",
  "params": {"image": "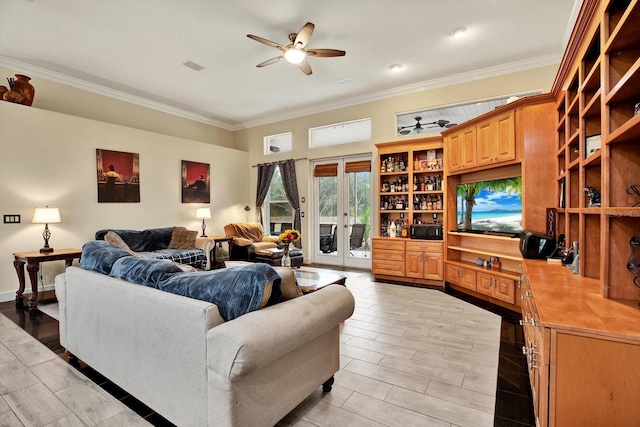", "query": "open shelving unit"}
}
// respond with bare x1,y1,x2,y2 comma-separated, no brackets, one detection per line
555,0,640,301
